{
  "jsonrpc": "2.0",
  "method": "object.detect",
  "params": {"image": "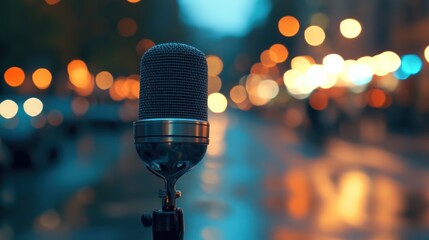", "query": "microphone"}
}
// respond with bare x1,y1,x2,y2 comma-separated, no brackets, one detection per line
134,43,209,240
